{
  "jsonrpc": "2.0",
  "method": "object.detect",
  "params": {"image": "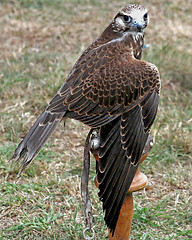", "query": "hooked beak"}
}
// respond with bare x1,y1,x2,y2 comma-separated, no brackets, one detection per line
136,23,143,32
130,21,146,33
